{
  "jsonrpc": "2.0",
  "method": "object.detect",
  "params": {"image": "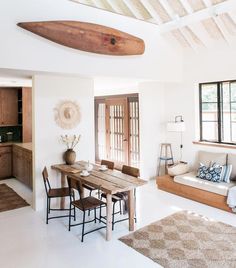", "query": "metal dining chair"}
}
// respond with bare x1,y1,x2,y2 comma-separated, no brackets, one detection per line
42,166,75,224
101,165,140,230
83,160,114,217
67,176,106,242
